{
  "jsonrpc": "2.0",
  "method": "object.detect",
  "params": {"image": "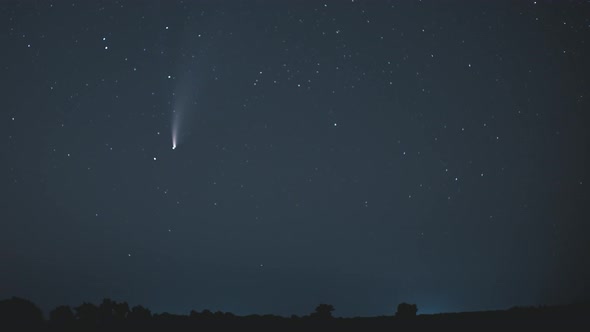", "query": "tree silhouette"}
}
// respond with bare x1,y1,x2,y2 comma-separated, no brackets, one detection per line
189,309,200,319
93,298,130,325
201,309,214,319
98,298,116,325
75,302,98,325
113,301,130,321
395,302,418,318
310,304,335,319
0,297,44,328
128,305,151,321
49,305,75,325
